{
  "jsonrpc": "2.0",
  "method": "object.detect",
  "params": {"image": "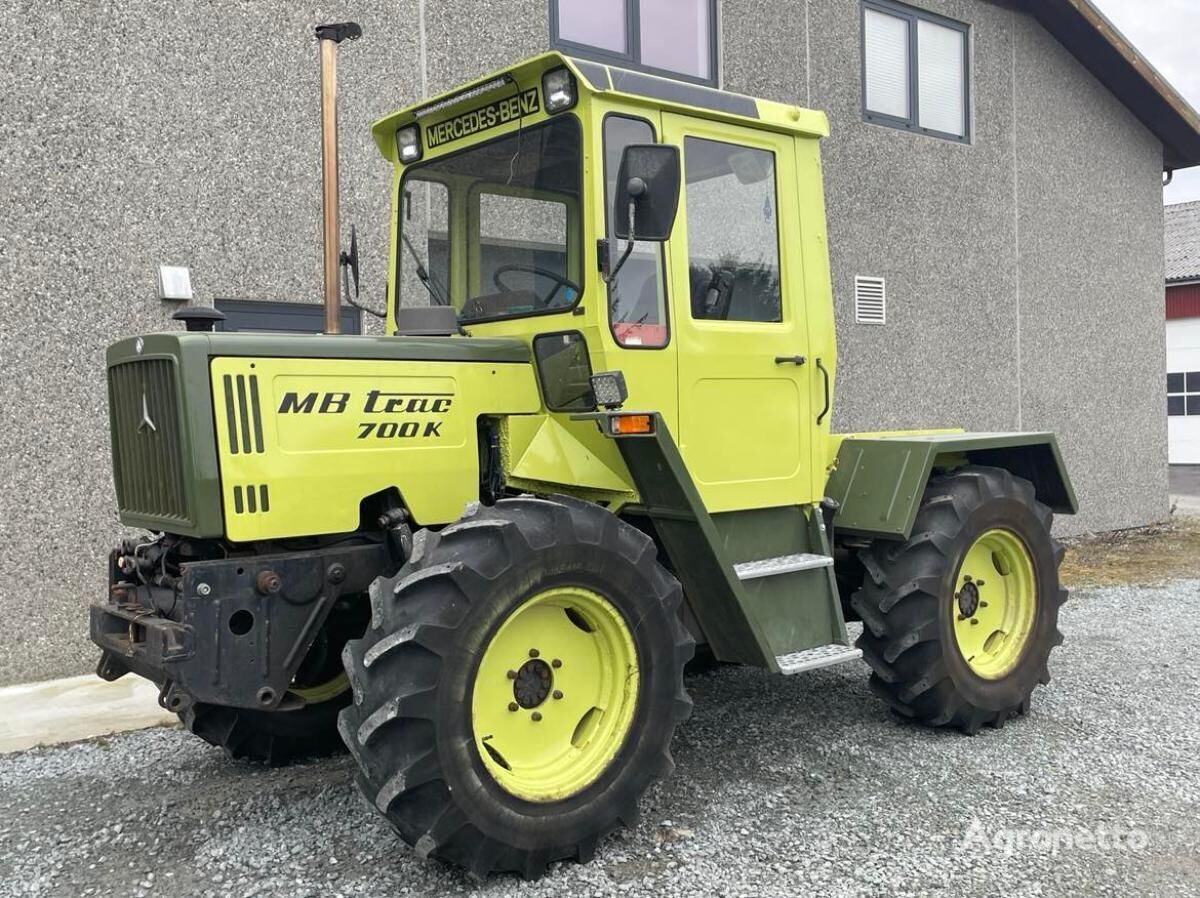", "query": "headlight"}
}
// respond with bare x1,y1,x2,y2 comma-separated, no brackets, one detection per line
542,67,576,114
396,124,422,163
